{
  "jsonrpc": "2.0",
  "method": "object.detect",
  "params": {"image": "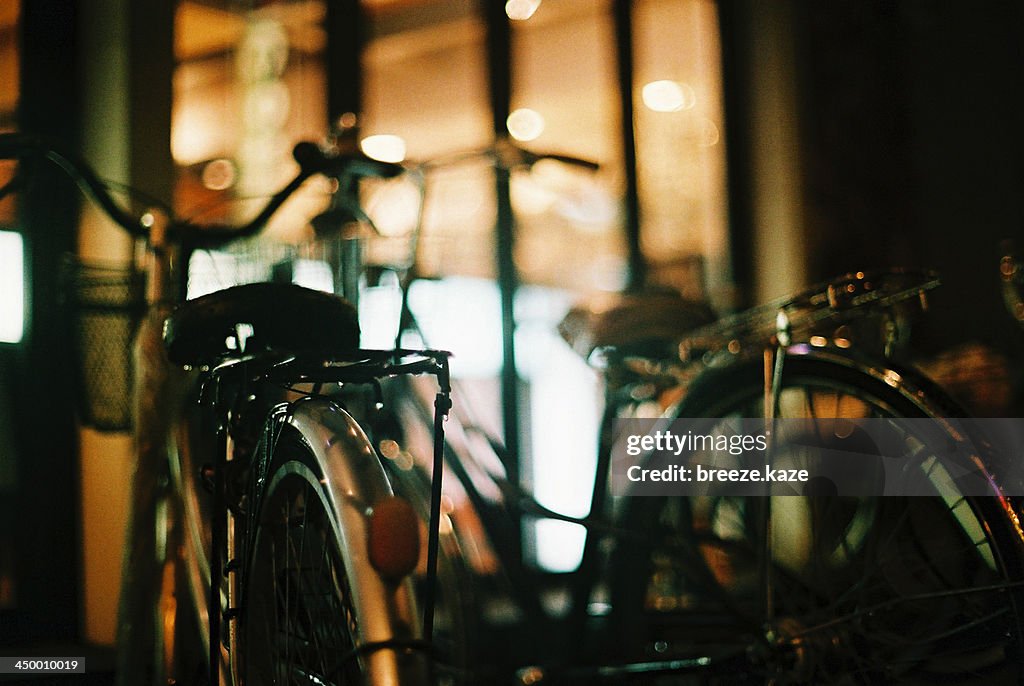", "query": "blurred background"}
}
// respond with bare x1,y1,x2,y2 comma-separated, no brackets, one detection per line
0,0,1023,668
